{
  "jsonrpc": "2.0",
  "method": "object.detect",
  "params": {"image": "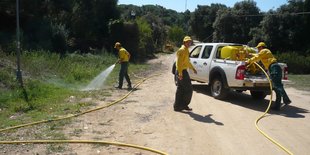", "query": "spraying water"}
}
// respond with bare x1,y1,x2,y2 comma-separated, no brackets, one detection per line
81,64,115,91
